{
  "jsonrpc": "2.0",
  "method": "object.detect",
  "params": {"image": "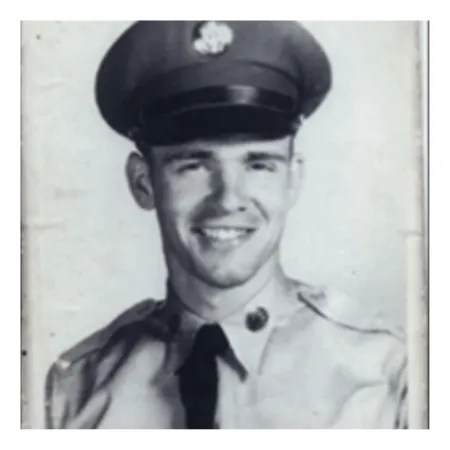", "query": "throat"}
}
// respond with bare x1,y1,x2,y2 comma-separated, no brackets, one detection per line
167,258,284,322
